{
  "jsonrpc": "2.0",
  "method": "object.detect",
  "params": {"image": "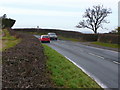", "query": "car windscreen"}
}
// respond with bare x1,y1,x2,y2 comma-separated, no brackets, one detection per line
49,33,56,35
42,36,49,38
